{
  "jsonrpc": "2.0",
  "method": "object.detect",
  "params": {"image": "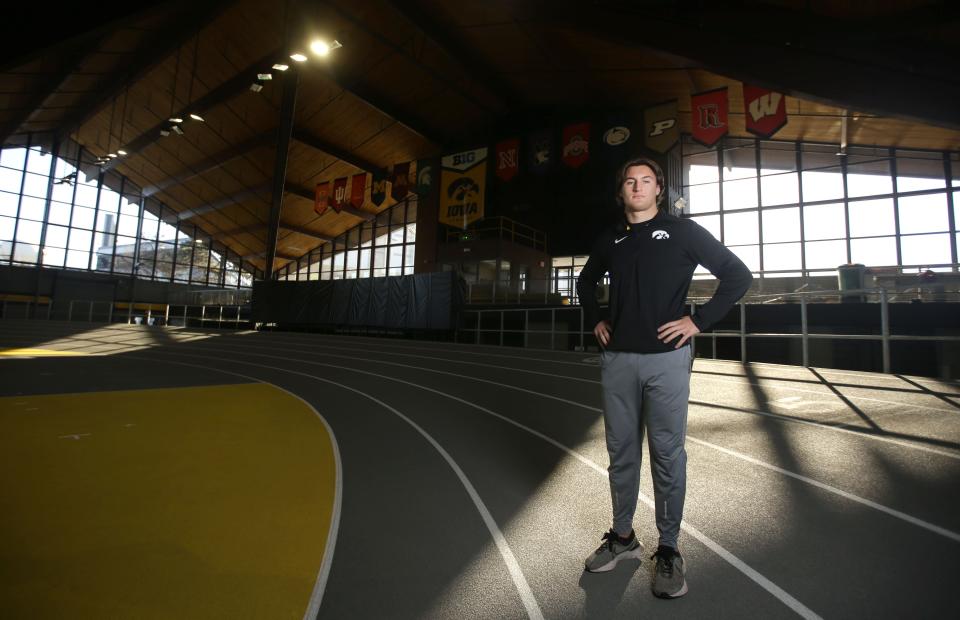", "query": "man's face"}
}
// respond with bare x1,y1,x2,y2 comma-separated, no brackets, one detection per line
621,164,660,215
